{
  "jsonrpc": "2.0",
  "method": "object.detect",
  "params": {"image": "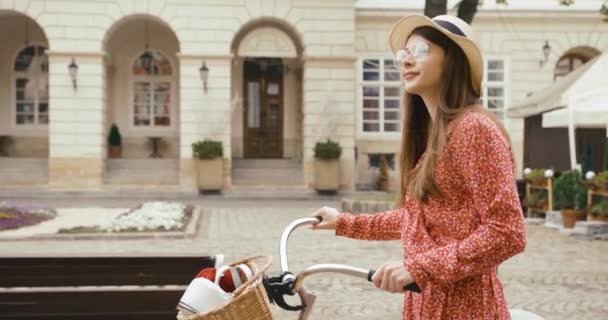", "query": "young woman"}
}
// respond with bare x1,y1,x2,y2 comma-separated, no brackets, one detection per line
311,15,526,319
